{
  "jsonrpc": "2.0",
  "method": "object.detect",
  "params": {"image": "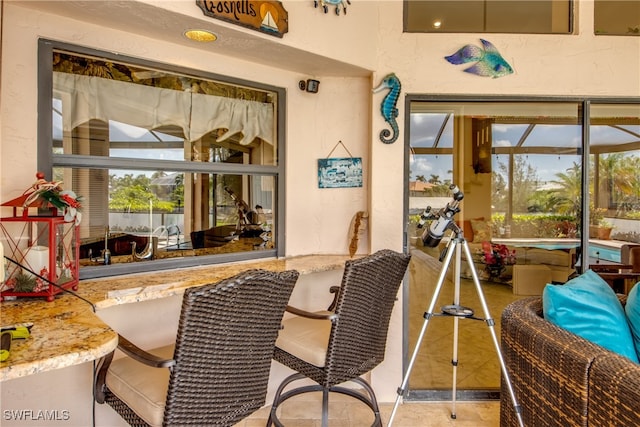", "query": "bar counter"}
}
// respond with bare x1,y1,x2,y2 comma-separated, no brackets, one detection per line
0,255,353,382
